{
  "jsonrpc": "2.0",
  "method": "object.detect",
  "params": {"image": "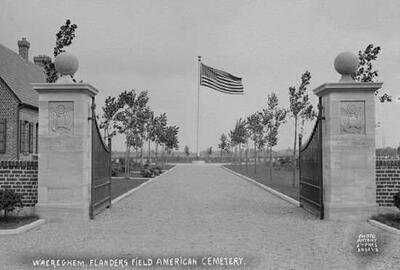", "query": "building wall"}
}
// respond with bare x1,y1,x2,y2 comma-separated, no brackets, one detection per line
0,78,19,160
0,160,38,207
376,160,400,207
19,107,38,160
